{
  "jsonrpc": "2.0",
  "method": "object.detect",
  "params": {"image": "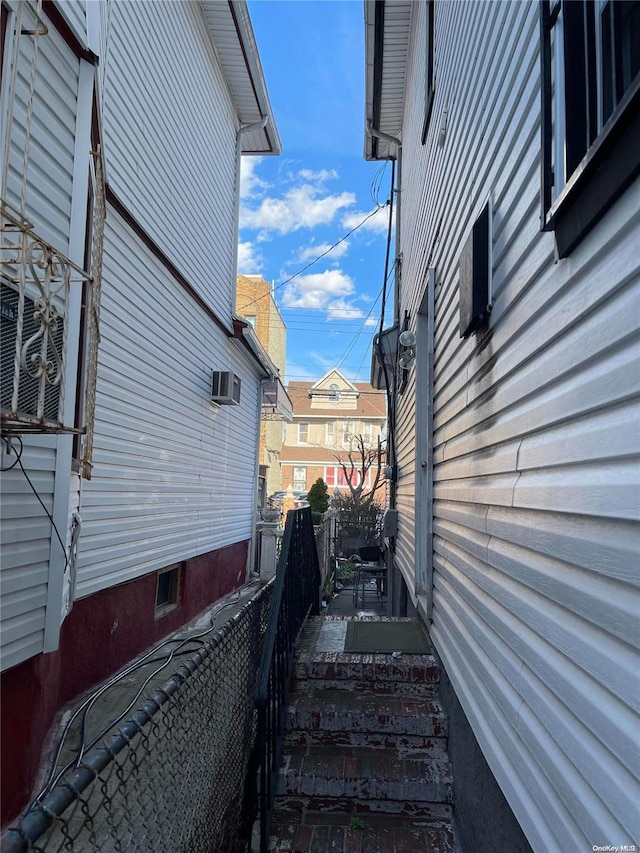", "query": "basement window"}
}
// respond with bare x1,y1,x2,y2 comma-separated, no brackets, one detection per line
155,564,182,617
